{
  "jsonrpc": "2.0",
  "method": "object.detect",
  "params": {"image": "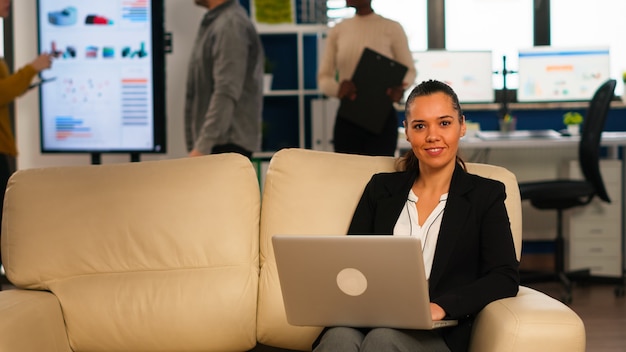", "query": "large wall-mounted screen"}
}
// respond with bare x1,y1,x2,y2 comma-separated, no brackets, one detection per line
410,50,494,103
37,0,166,154
517,46,610,102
